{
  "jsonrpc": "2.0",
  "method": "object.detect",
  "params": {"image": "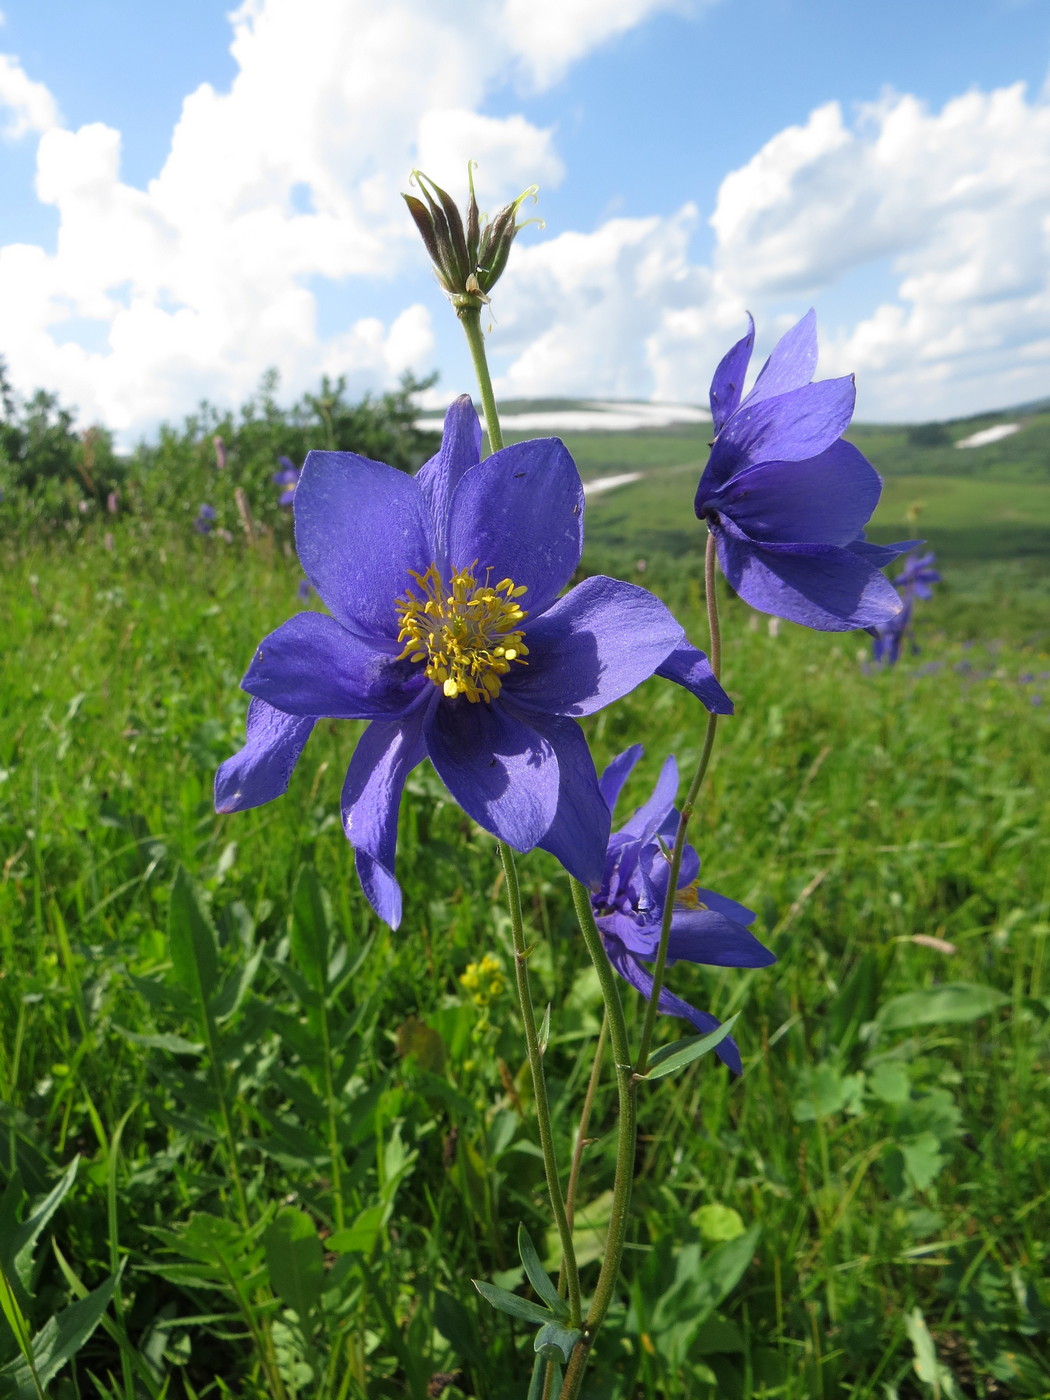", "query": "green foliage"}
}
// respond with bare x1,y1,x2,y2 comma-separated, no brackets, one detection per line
1,442,1049,1396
